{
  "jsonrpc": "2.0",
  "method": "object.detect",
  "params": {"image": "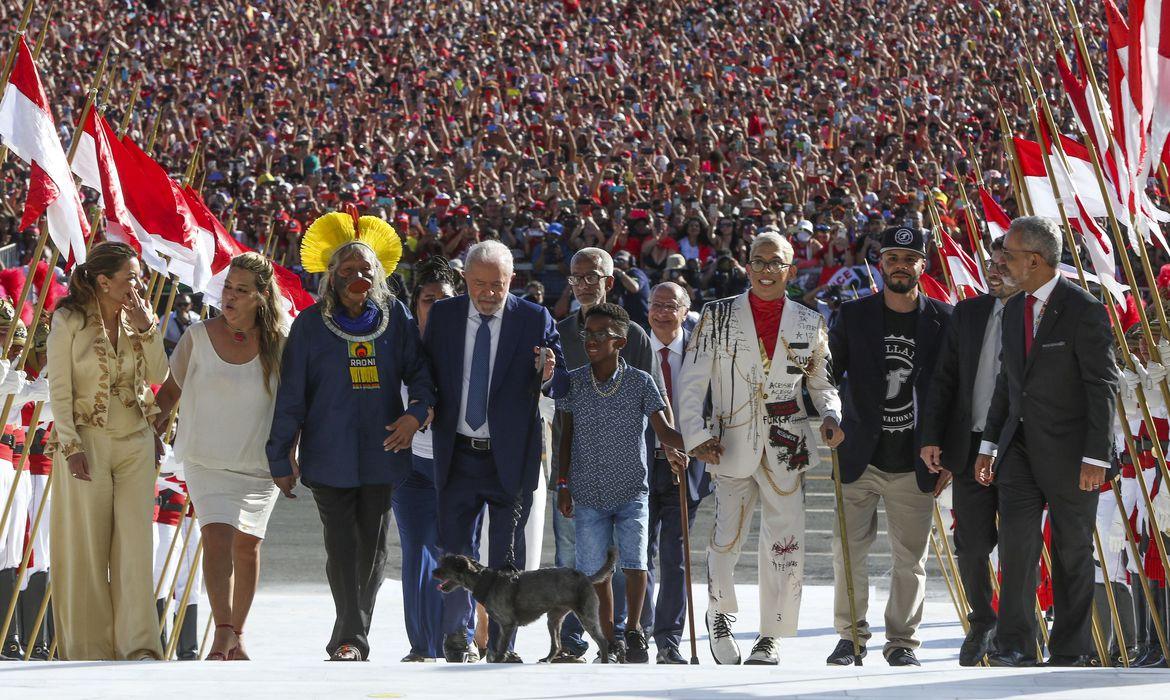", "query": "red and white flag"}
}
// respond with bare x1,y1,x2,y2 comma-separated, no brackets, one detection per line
116,136,214,291
1013,136,1108,219
0,36,89,264
71,110,166,273
936,228,987,297
977,187,1011,241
